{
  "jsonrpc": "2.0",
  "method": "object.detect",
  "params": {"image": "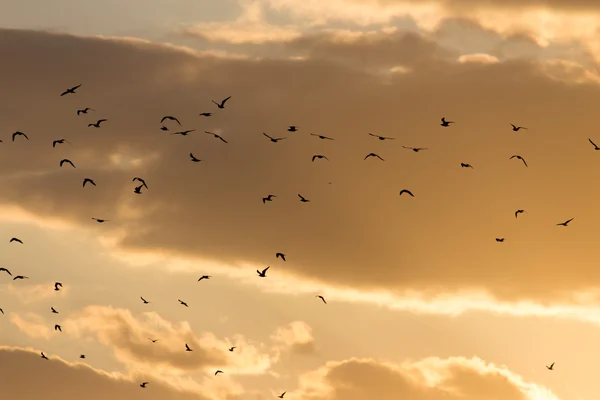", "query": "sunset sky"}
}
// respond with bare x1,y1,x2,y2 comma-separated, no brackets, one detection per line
3,0,600,399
